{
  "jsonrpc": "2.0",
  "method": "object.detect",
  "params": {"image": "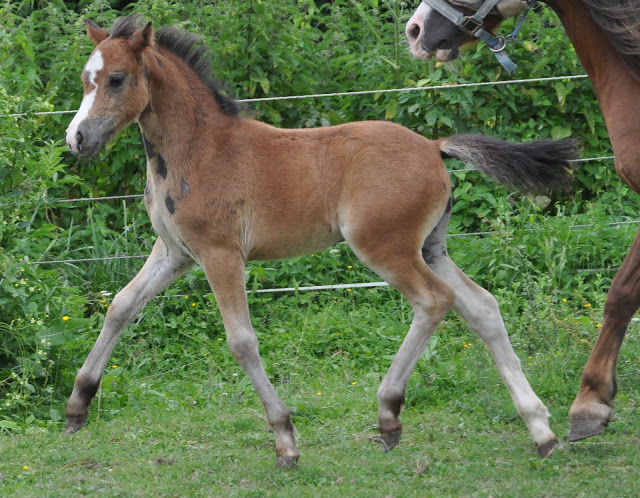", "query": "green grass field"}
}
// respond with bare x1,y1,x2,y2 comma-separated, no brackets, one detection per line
2,281,640,496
